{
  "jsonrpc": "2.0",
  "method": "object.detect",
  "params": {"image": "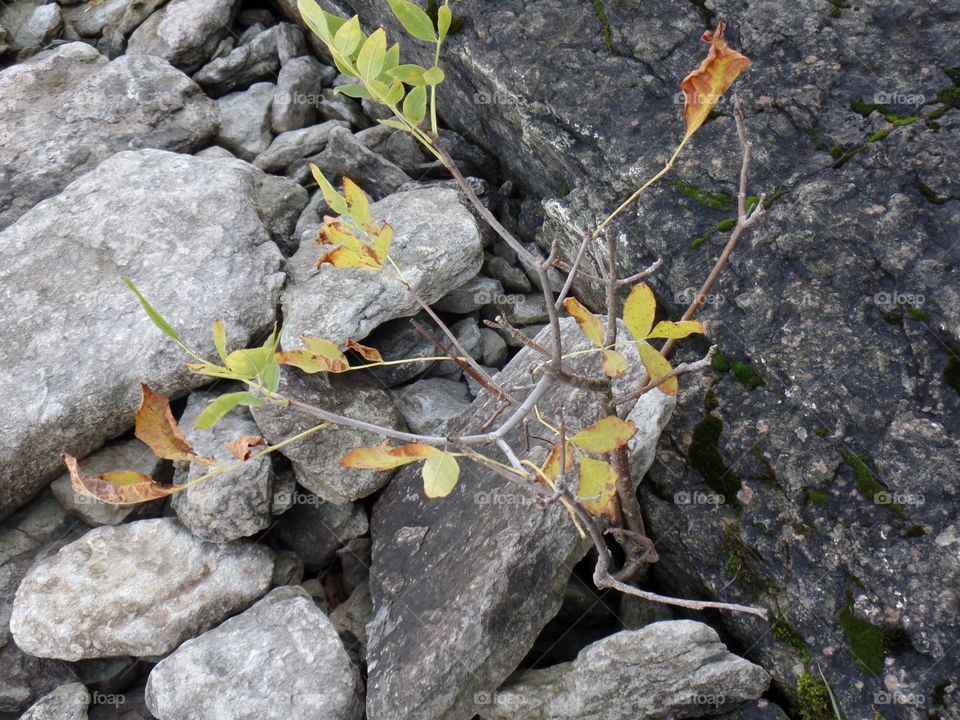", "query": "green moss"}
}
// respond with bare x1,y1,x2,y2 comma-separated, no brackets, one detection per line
772,613,811,662
838,447,904,518
796,671,833,720
557,184,571,197
807,489,829,507
838,589,912,676
907,306,929,322
829,145,846,160
881,309,903,325
925,104,949,121
586,0,617,54
850,99,920,126
722,520,766,586
814,426,830,438
689,414,740,501
712,351,765,389
944,67,960,85
904,524,926,538
944,351,960,395
690,218,736,248
832,143,867,168
674,179,732,211
868,127,892,142
917,180,948,204
937,86,960,109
